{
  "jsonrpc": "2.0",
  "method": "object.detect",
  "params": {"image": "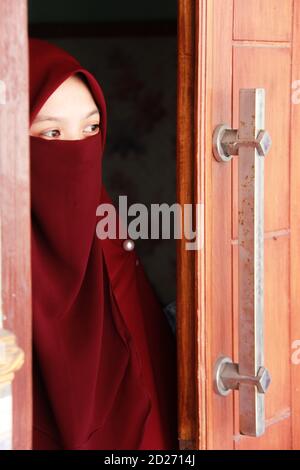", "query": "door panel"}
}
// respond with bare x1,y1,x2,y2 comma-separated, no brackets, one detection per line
233,0,293,42
235,417,292,450
231,42,293,448
233,46,291,232
178,0,300,449
233,238,291,449
232,0,297,449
